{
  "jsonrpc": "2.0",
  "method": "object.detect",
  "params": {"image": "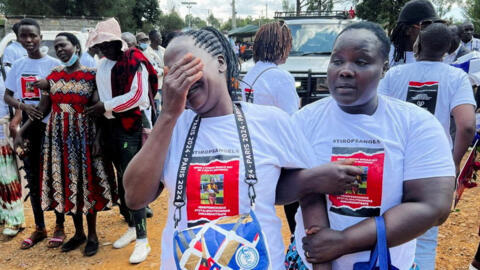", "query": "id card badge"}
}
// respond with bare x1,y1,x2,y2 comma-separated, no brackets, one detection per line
21,75,40,100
